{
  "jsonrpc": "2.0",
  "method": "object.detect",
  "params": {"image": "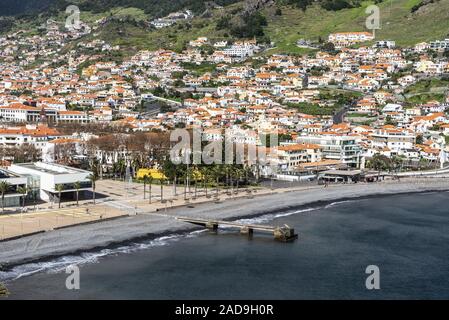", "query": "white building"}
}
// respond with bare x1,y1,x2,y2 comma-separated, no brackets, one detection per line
296,135,363,168
223,41,259,58
328,32,375,48
371,128,416,153
429,39,449,51
9,162,92,202
0,169,28,207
